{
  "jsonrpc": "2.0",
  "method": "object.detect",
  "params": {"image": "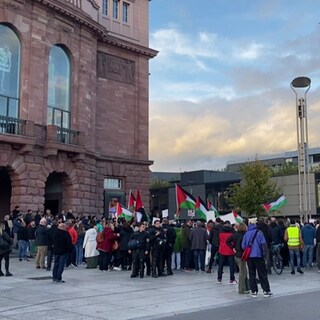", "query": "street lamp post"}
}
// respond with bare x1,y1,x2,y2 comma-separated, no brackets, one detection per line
290,76,311,223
